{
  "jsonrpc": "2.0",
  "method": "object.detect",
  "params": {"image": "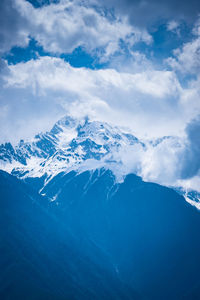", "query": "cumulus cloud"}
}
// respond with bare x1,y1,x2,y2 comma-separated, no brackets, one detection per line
0,0,152,60
167,18,200,74
166,20,181,36
139,116,200,197
0,56,187,143
108,51,153,73
4,56,180,99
